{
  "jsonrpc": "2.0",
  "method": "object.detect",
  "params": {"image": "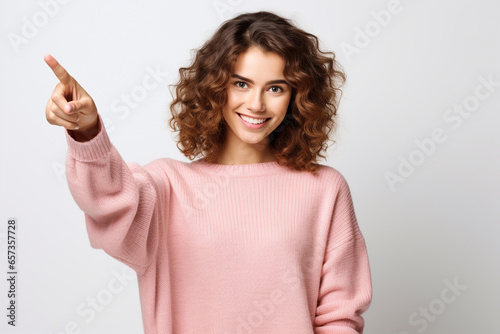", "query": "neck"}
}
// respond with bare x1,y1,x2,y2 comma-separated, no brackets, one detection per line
216,136,276,165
